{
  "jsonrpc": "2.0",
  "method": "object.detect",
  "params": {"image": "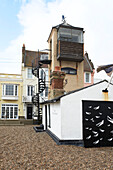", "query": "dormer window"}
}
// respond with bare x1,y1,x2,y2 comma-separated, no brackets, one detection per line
40,54,48,60
85,72,91,83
